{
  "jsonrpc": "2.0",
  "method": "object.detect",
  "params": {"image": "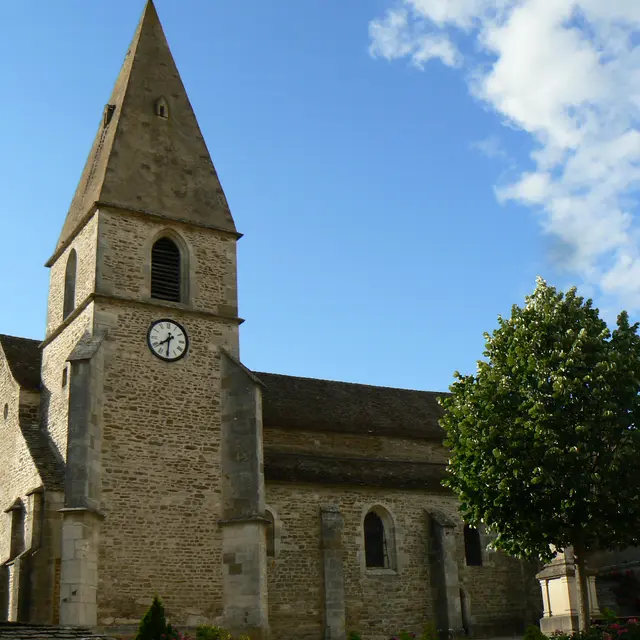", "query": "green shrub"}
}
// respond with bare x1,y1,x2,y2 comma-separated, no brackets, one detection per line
135,596,169,640
419,621,438,640
195,625,232,640
524,625,547,640
347,632,362,640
